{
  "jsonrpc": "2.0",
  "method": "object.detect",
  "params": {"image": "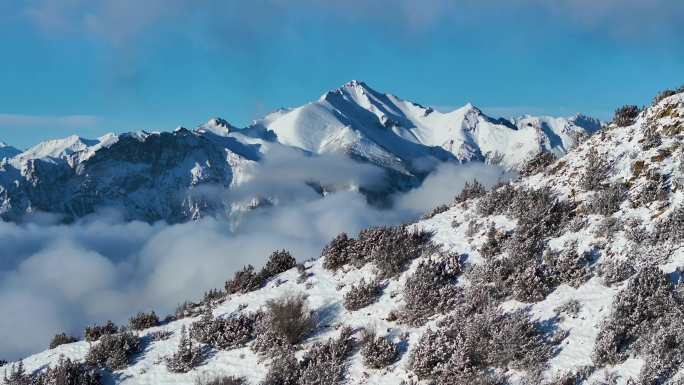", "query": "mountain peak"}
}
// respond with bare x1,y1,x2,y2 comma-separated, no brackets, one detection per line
197,117,233,136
